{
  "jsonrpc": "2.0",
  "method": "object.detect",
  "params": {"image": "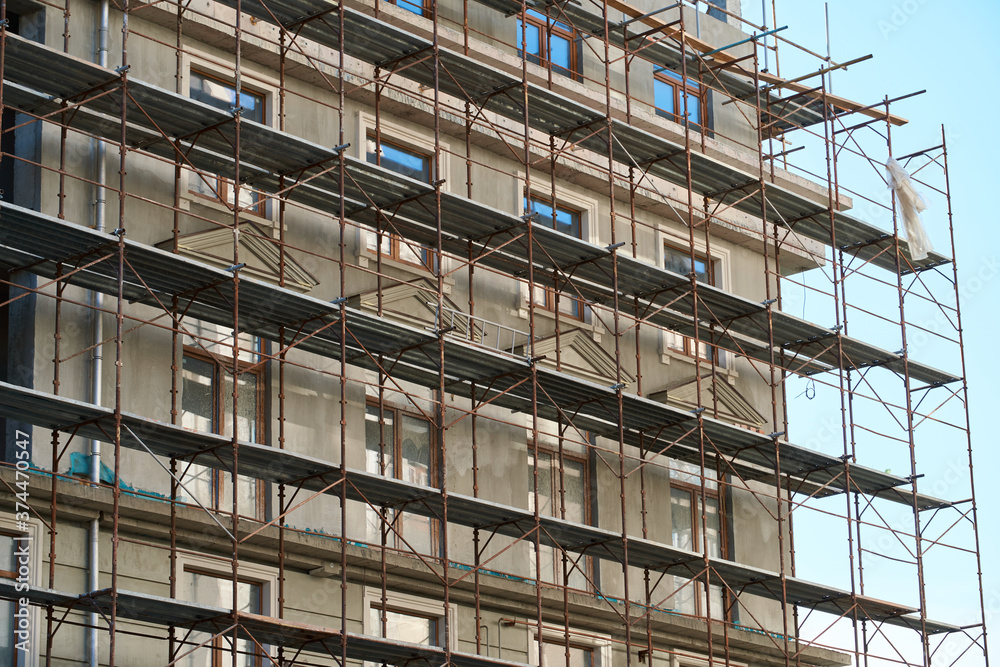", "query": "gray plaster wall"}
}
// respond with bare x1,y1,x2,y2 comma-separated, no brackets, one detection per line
12,0,809,662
